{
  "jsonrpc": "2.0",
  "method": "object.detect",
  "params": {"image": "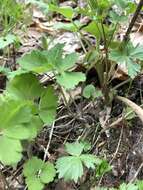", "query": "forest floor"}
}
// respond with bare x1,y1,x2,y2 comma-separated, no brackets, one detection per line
1,0,143,189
